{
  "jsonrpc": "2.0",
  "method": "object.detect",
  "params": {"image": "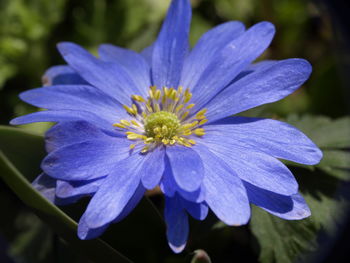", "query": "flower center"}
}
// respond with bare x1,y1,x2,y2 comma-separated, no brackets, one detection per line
113,86,208,153
144,111,180,139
